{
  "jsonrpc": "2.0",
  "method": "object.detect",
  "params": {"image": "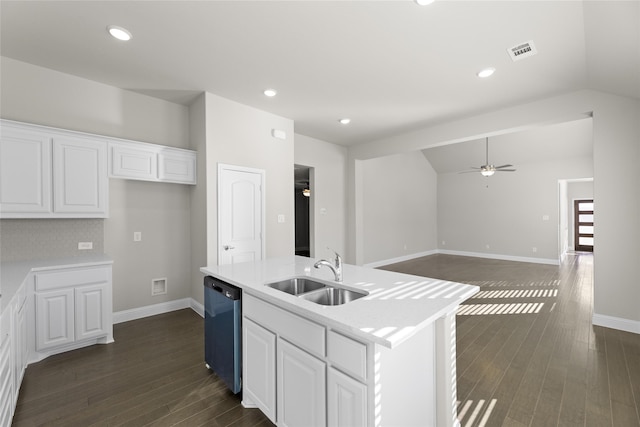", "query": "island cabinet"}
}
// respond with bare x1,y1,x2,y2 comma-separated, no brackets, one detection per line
33,265,113,359
203,256,477,427
241,292,454,427
243,293,370,427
